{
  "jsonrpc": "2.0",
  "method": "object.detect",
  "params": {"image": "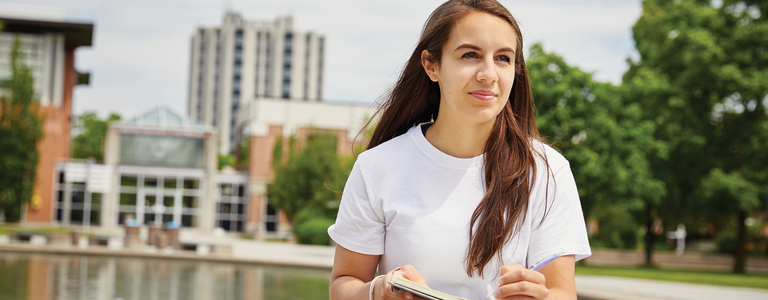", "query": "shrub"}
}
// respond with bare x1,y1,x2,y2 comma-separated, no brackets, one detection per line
294,217,335,245
589,205,640,249
714,231,736,254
